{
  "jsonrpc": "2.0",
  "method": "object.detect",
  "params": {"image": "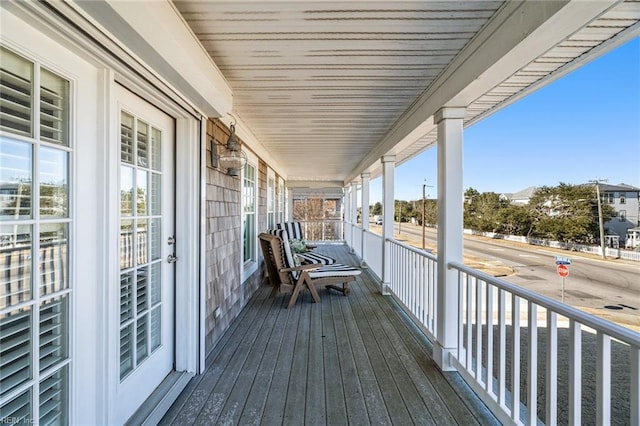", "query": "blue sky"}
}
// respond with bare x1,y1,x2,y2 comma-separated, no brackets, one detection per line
370,36,640,203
